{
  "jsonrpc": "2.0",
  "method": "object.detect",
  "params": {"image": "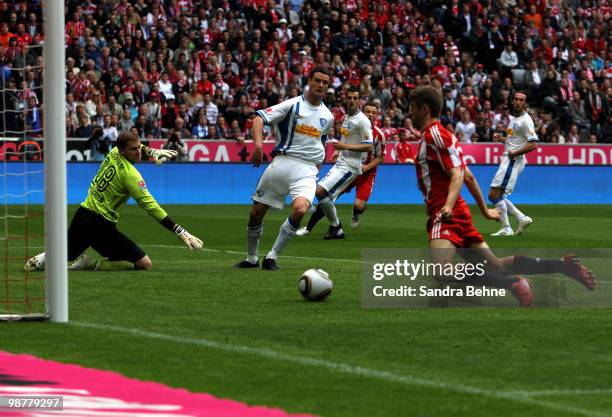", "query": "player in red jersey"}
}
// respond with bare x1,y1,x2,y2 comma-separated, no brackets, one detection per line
408,86,595,306
296,101,385,235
